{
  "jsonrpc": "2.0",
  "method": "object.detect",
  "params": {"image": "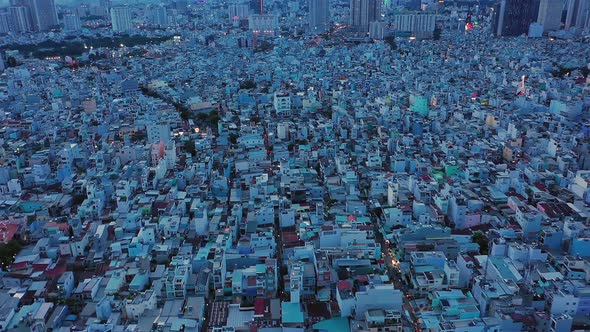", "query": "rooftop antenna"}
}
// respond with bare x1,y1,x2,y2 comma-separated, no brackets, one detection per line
516,75,527,96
